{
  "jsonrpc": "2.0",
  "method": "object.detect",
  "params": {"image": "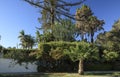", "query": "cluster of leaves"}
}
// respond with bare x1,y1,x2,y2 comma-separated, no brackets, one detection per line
35,41,100,74
0,45,5,51
36,19,76,43
64,42,99,62
21,40,119,63
35,41,99,61
18,30,36,49
102,50,119,61
36,41,73,60
36,31,55,43
96,19,120,61
76,5,104,42
52,19,75,41
3,49,38,64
